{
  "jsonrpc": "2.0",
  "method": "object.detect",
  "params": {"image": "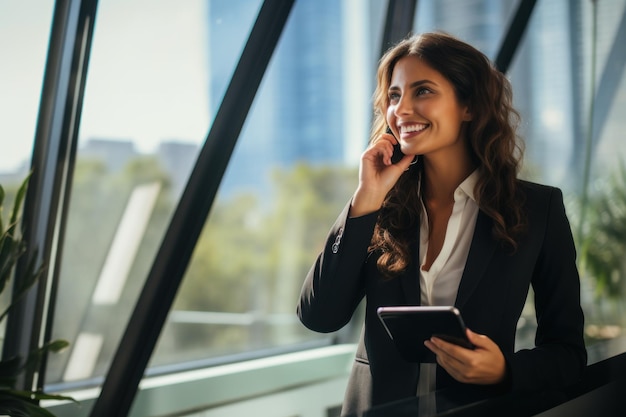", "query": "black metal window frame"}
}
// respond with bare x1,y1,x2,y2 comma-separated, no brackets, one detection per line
2,0,99,392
